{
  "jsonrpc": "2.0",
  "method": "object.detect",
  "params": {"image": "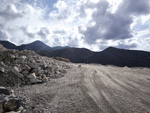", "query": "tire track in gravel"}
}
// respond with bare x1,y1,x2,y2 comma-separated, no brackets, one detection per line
82,64,150,113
